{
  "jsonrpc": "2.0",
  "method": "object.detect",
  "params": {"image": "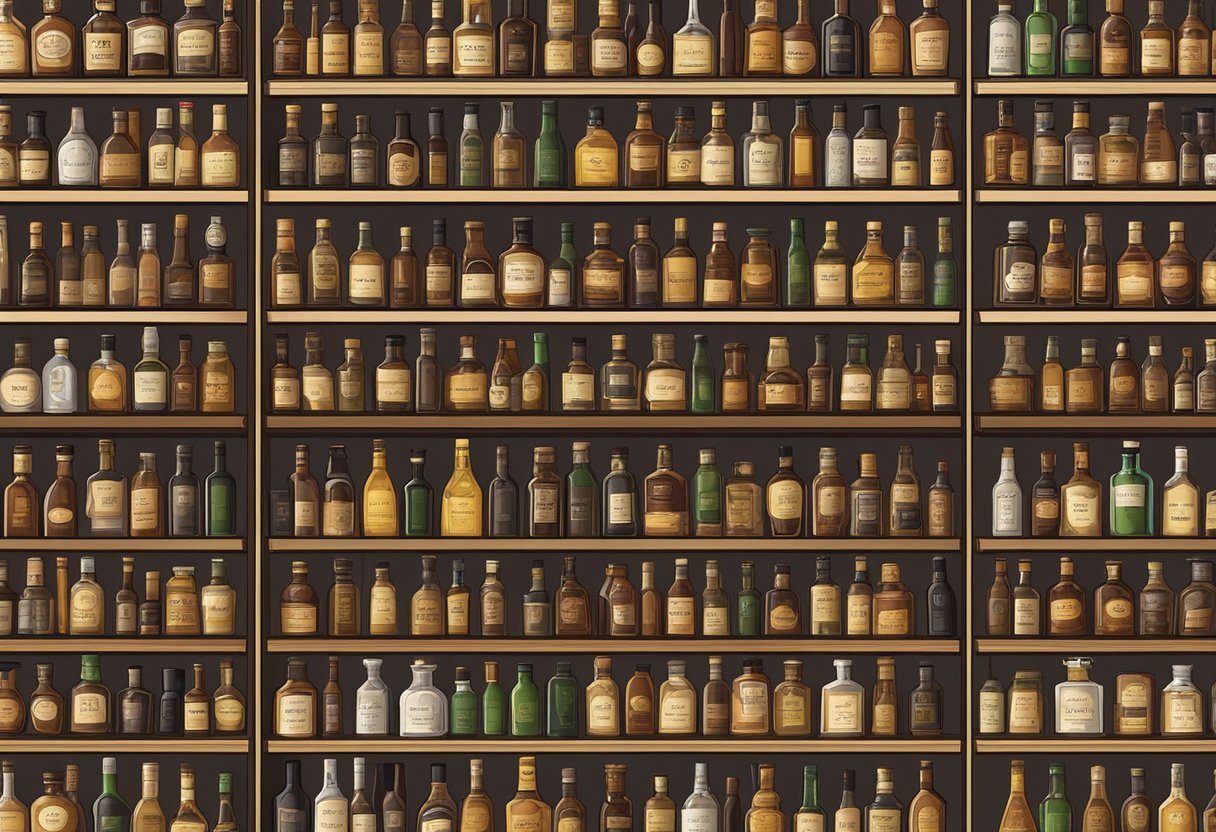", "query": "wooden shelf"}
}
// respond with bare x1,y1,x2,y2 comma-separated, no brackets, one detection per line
0,538,245,552
979,310,1216,324
975,79,1216,95
268,739,961,753
3,190,249,203
1,638,246,653
266,309,962,324
268,638,960,654
4,311,248,324
977,415,1216,432
977,537,1214,552
0,739,248,752
269,537,961,553
266,415,961,432
976,739,1216,753
266,189,961,204
978,638,1216,653
977,189,1210,204
266,79,962,97
1,80,249,95
0,415,246,431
